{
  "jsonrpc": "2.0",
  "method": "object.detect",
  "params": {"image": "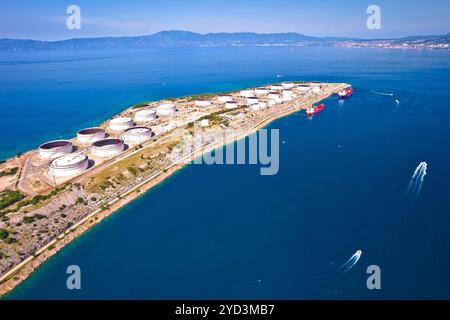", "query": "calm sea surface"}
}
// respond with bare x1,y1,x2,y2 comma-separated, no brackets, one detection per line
1,46,450,299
